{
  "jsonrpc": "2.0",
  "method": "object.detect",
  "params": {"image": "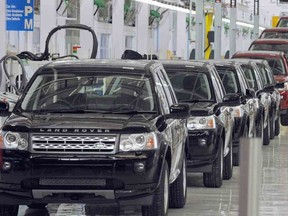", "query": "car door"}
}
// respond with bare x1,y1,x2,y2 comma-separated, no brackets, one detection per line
210,65,233,153
252,63,271,127
154,68,184,181
237,65,257,137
